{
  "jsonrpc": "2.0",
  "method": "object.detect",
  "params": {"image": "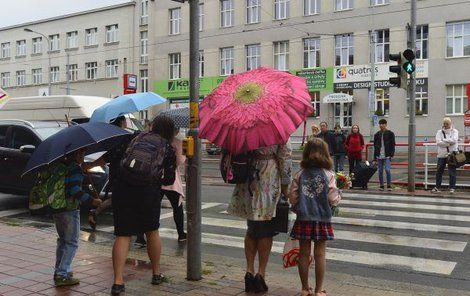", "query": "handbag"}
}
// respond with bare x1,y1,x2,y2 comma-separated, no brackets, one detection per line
272,195,289,233
442,130,466,168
